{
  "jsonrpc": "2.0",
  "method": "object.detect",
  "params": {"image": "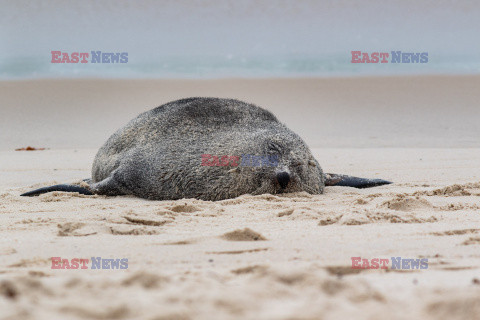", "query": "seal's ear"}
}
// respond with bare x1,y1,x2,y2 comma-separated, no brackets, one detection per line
324,173,392,189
